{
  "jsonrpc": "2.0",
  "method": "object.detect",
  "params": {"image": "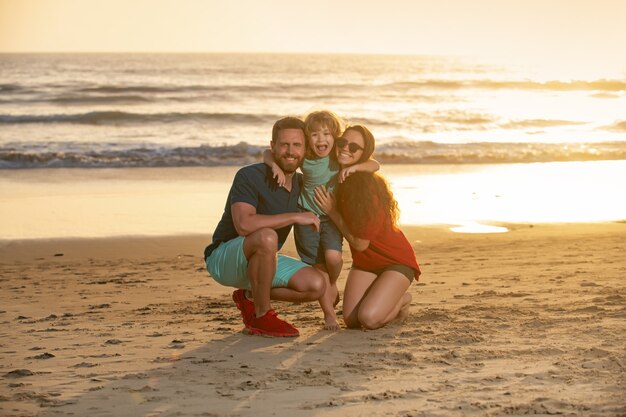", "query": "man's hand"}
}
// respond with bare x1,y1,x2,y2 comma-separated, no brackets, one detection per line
295,211,320,232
